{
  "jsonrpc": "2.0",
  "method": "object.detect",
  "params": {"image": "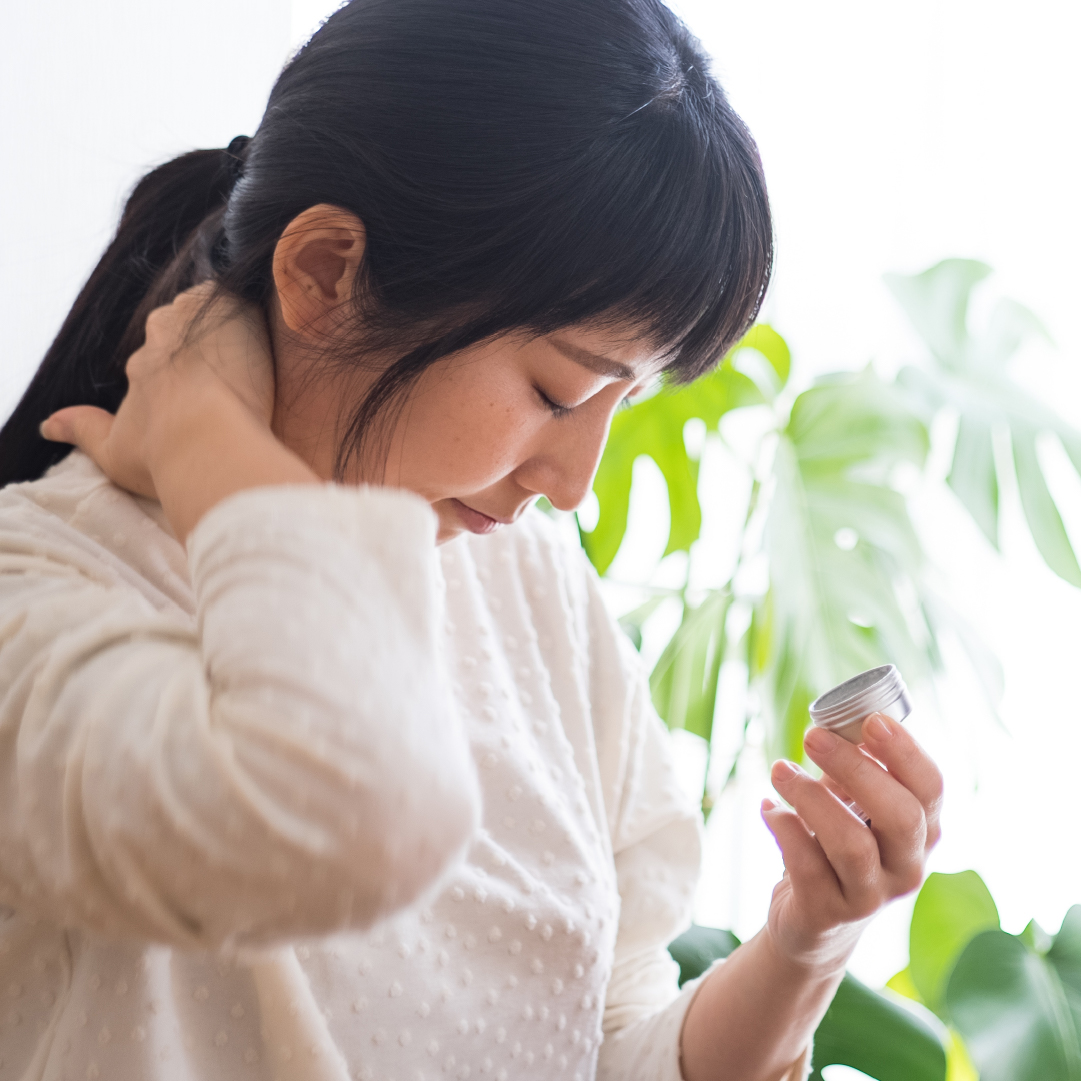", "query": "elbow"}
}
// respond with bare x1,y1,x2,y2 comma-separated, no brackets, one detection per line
353,749,482,919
